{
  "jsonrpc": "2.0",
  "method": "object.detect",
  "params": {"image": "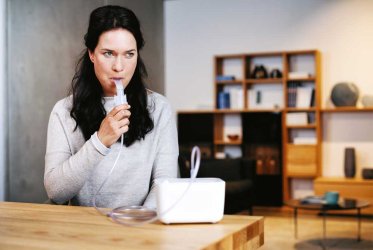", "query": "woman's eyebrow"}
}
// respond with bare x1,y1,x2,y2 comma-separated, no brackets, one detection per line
100,48,137,52
100,48,114,52
125,49,137,53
